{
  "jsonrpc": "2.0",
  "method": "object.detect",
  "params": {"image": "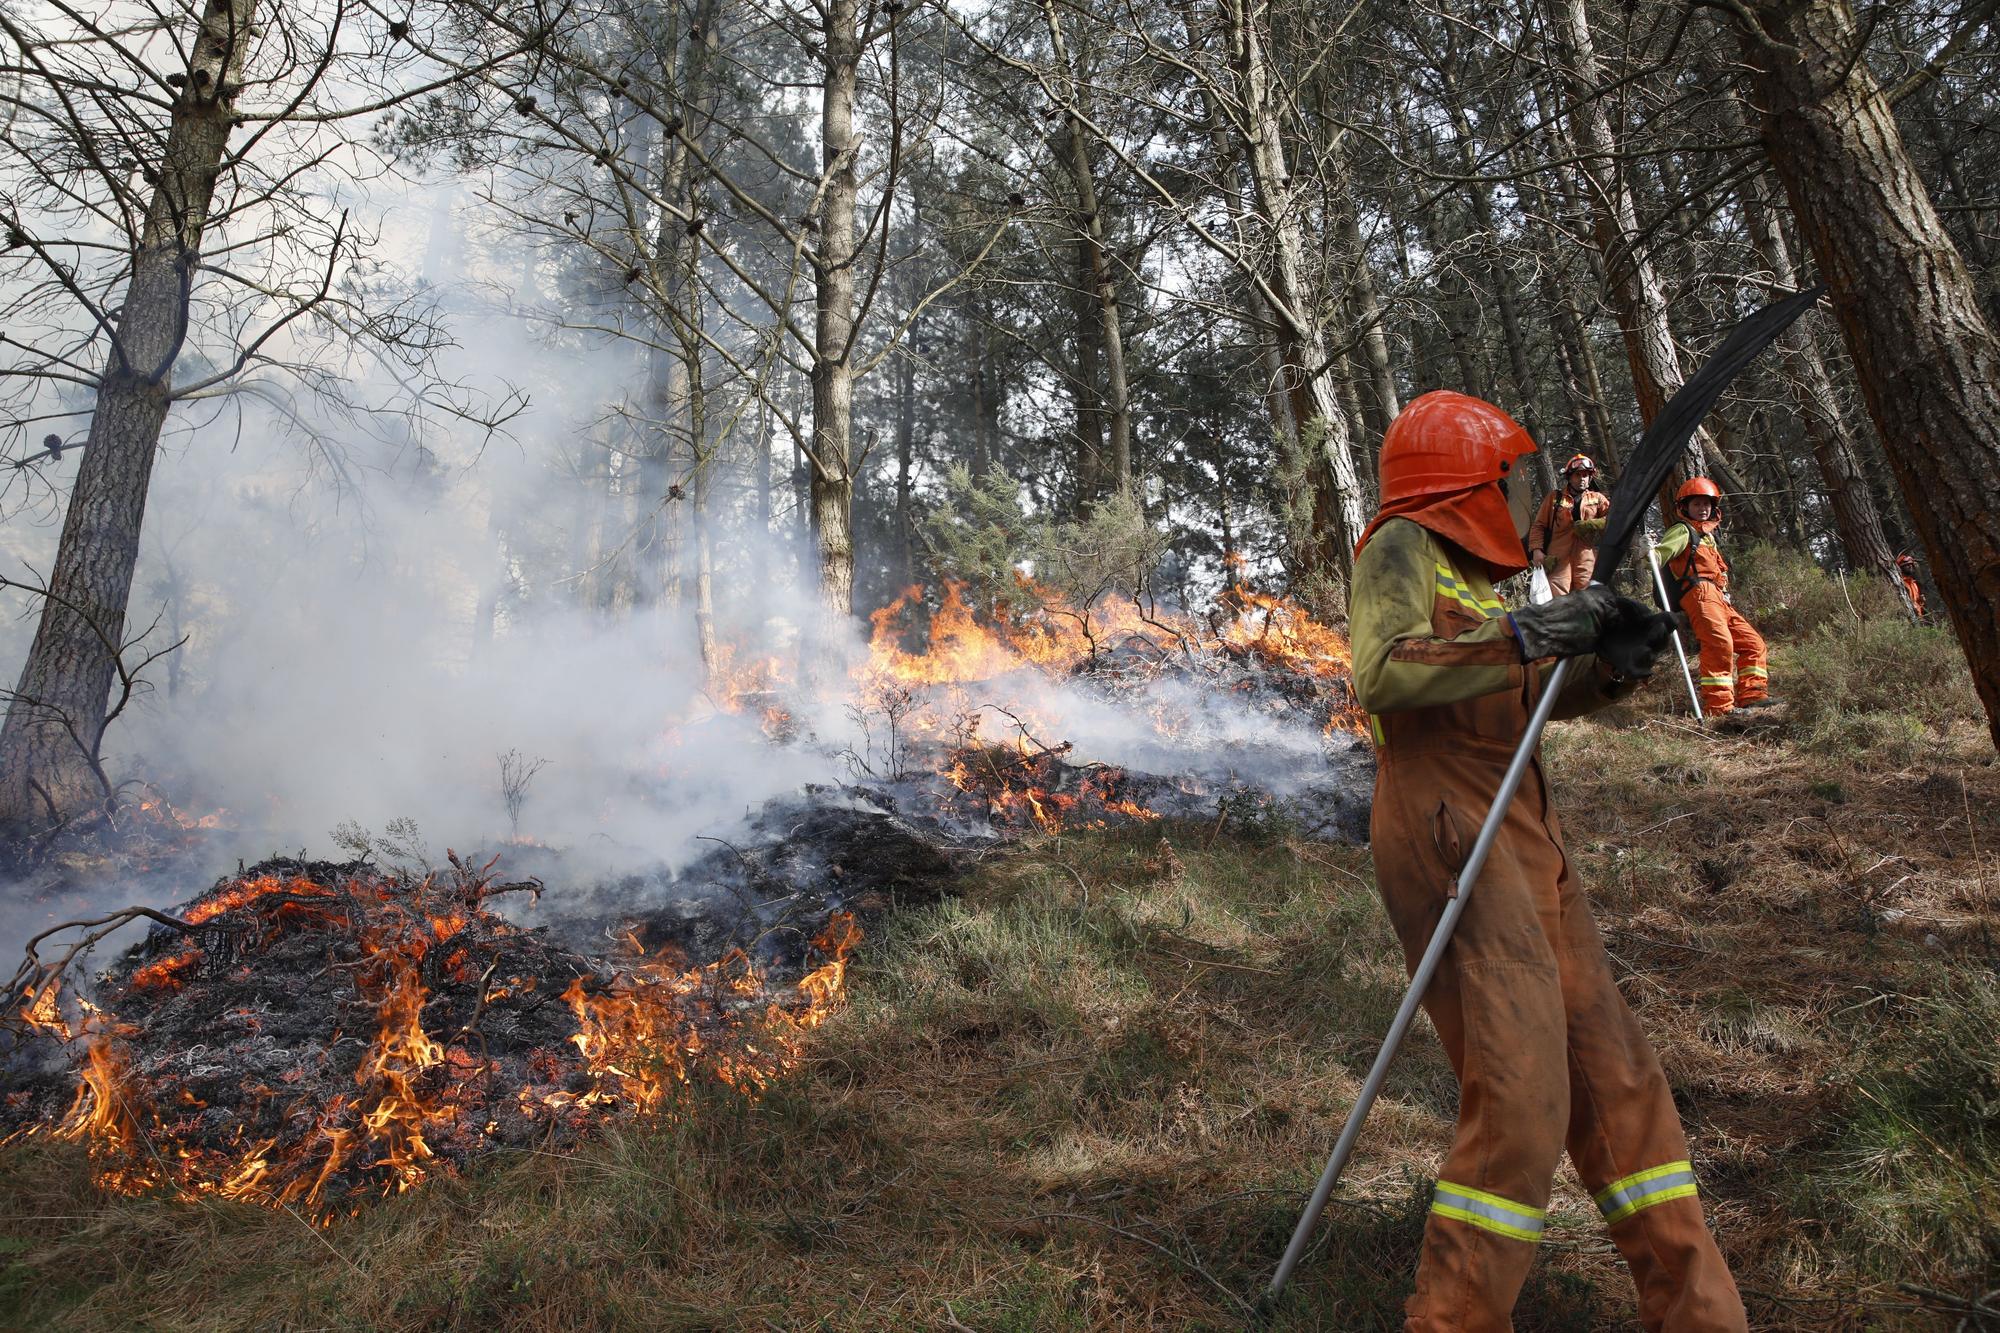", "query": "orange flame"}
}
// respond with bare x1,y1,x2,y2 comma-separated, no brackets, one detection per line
855,576,1362,734
8,866,864,1223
